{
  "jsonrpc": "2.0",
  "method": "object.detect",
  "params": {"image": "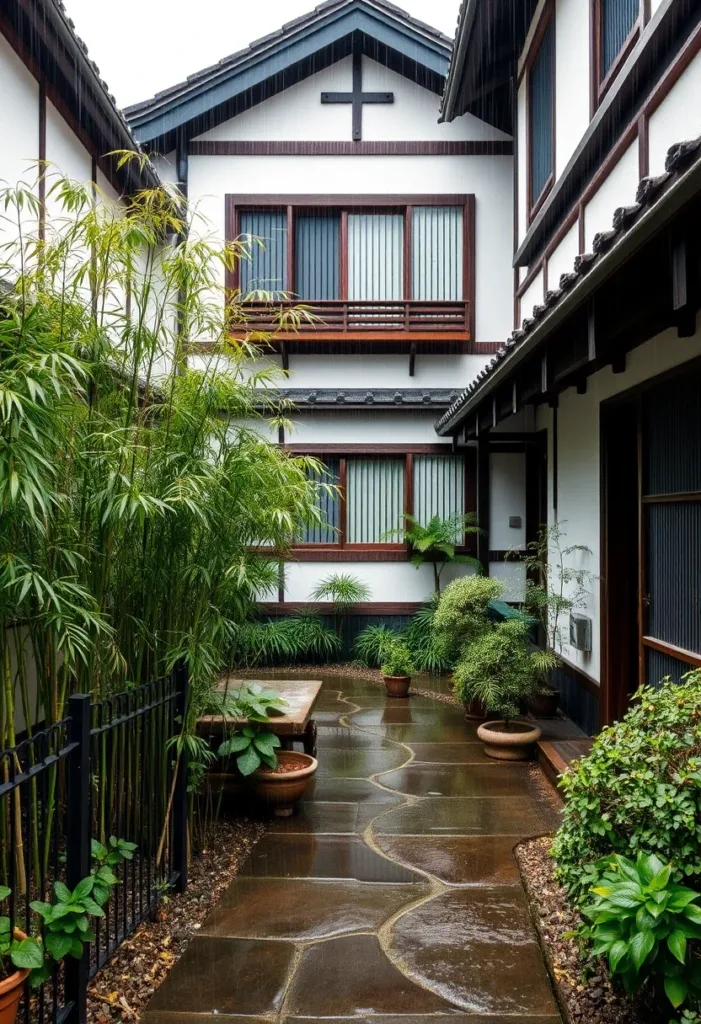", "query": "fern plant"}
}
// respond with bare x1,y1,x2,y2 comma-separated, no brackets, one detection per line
310,573,371,637
385,513,482,592
401,598,452,674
